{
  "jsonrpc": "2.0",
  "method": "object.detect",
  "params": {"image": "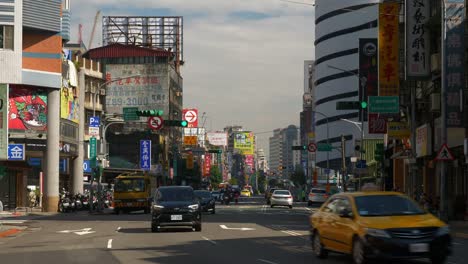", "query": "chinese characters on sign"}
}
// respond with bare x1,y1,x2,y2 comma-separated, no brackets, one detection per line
140,140,151,171
233,132,255,155
368,113,387,134
406,0,430,77
379,2,400,96
359,38,378,121
0,85,8,160
203,154,211,177
7,144,25,161
444,0,465,127
416,124,432,157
